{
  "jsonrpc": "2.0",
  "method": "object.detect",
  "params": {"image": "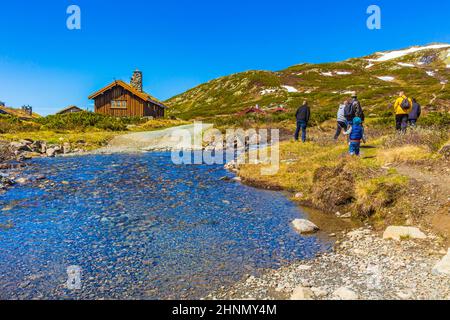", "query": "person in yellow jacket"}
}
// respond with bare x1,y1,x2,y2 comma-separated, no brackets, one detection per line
393,91,412,133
